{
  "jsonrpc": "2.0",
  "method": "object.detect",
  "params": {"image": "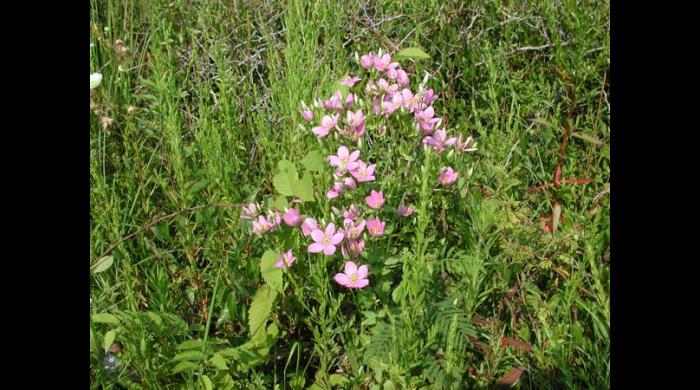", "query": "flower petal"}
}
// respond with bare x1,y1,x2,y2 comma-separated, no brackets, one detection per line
331,232,345,245
354,278,369,288
323,244,336,256
308,242,325,253
338,146,349,158
311,229,325,242
357,265,368,279
328,156,340,166
344,261,358,275
349,150,361,162
334,273,350,286
326,223,336,236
